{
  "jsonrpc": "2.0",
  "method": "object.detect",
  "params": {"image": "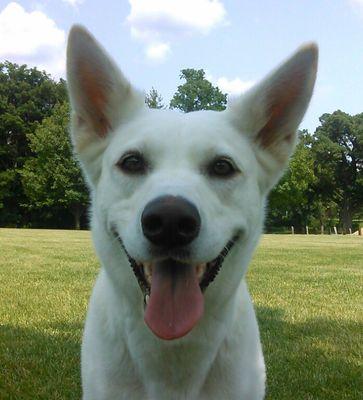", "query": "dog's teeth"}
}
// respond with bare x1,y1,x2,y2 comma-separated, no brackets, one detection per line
143,262,153,285
196,263,207,280
145,294,150,305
